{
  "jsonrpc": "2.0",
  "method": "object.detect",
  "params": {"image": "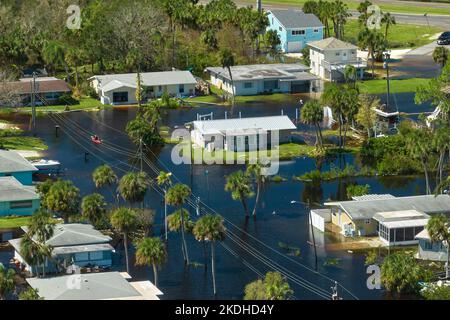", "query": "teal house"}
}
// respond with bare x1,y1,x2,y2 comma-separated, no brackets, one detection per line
0,150,38,185
267,9,324,53
0,176,40,217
